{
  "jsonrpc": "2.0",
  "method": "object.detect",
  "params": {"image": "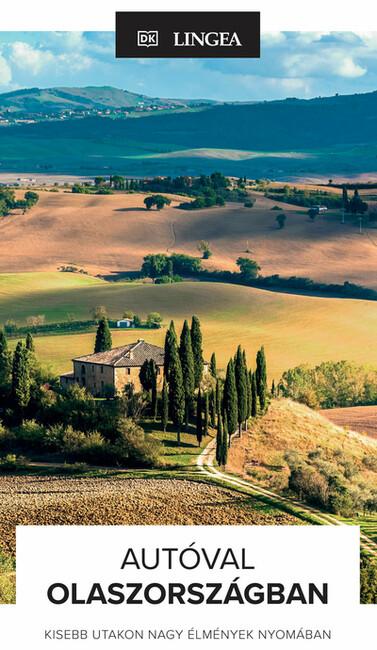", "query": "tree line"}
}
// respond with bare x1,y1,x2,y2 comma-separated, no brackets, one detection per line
140,251,377,302
136,315,268,467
